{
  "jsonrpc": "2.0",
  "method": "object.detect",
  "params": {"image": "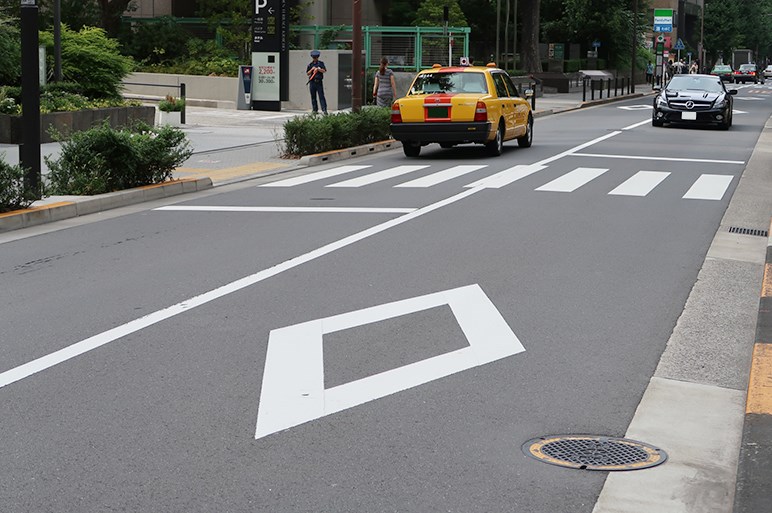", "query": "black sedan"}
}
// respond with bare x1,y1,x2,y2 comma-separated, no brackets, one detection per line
652,74,737,130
